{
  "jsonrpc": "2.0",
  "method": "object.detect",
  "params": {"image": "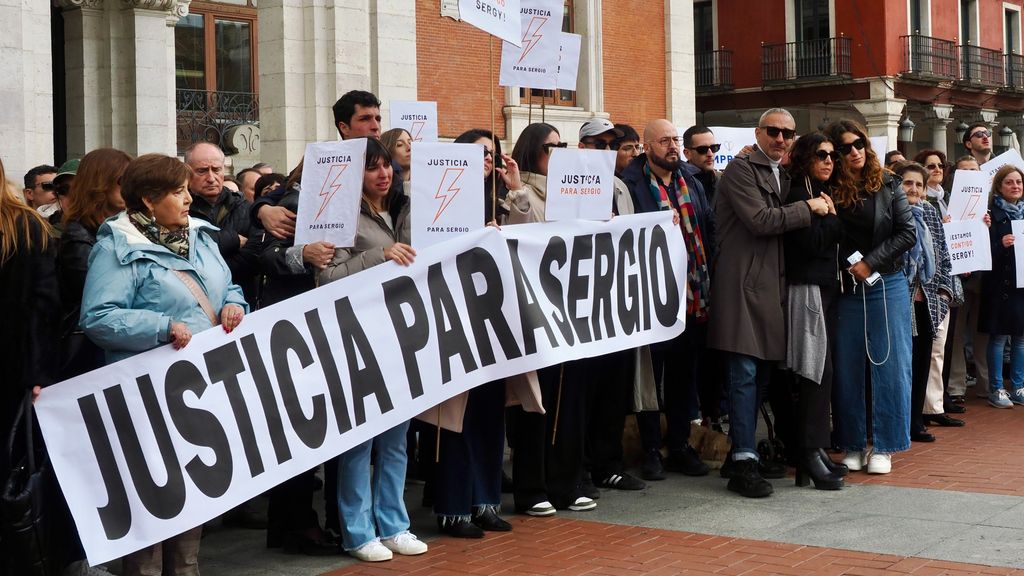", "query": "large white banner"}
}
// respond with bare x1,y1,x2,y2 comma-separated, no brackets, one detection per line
944,219,992,275
556,32,581,91
35,213,686,565
390,101,439,143
1013,220,1024,288
294,139,368,247
981,149,1024,183
544,148,616,221
708,127,755,171
459,0,522,46
410,142,485,249
498,0,563,89
946,170,991,222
